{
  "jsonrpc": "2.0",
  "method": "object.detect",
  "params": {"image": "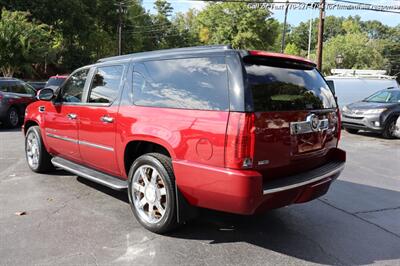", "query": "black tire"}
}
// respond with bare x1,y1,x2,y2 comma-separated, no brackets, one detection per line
5,107,19,128
127,153,178,234
382,116,398,139
344,128,359,134
25,126,53,173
